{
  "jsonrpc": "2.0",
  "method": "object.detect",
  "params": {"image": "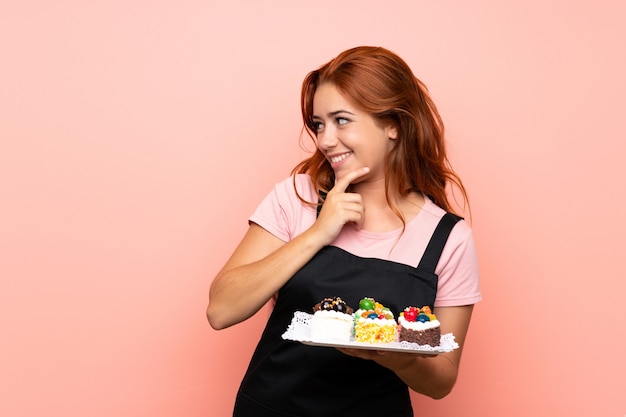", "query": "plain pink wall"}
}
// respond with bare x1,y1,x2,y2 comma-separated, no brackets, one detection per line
1,1,625,416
